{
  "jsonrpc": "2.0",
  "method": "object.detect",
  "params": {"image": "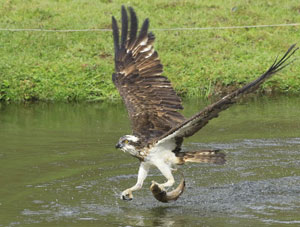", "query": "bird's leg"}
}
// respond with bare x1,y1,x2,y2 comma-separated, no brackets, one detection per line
152,161,175,191
121,162,150,201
